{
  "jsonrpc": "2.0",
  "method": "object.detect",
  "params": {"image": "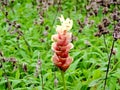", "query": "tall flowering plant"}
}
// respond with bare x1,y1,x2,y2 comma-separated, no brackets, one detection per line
51,15,73,89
